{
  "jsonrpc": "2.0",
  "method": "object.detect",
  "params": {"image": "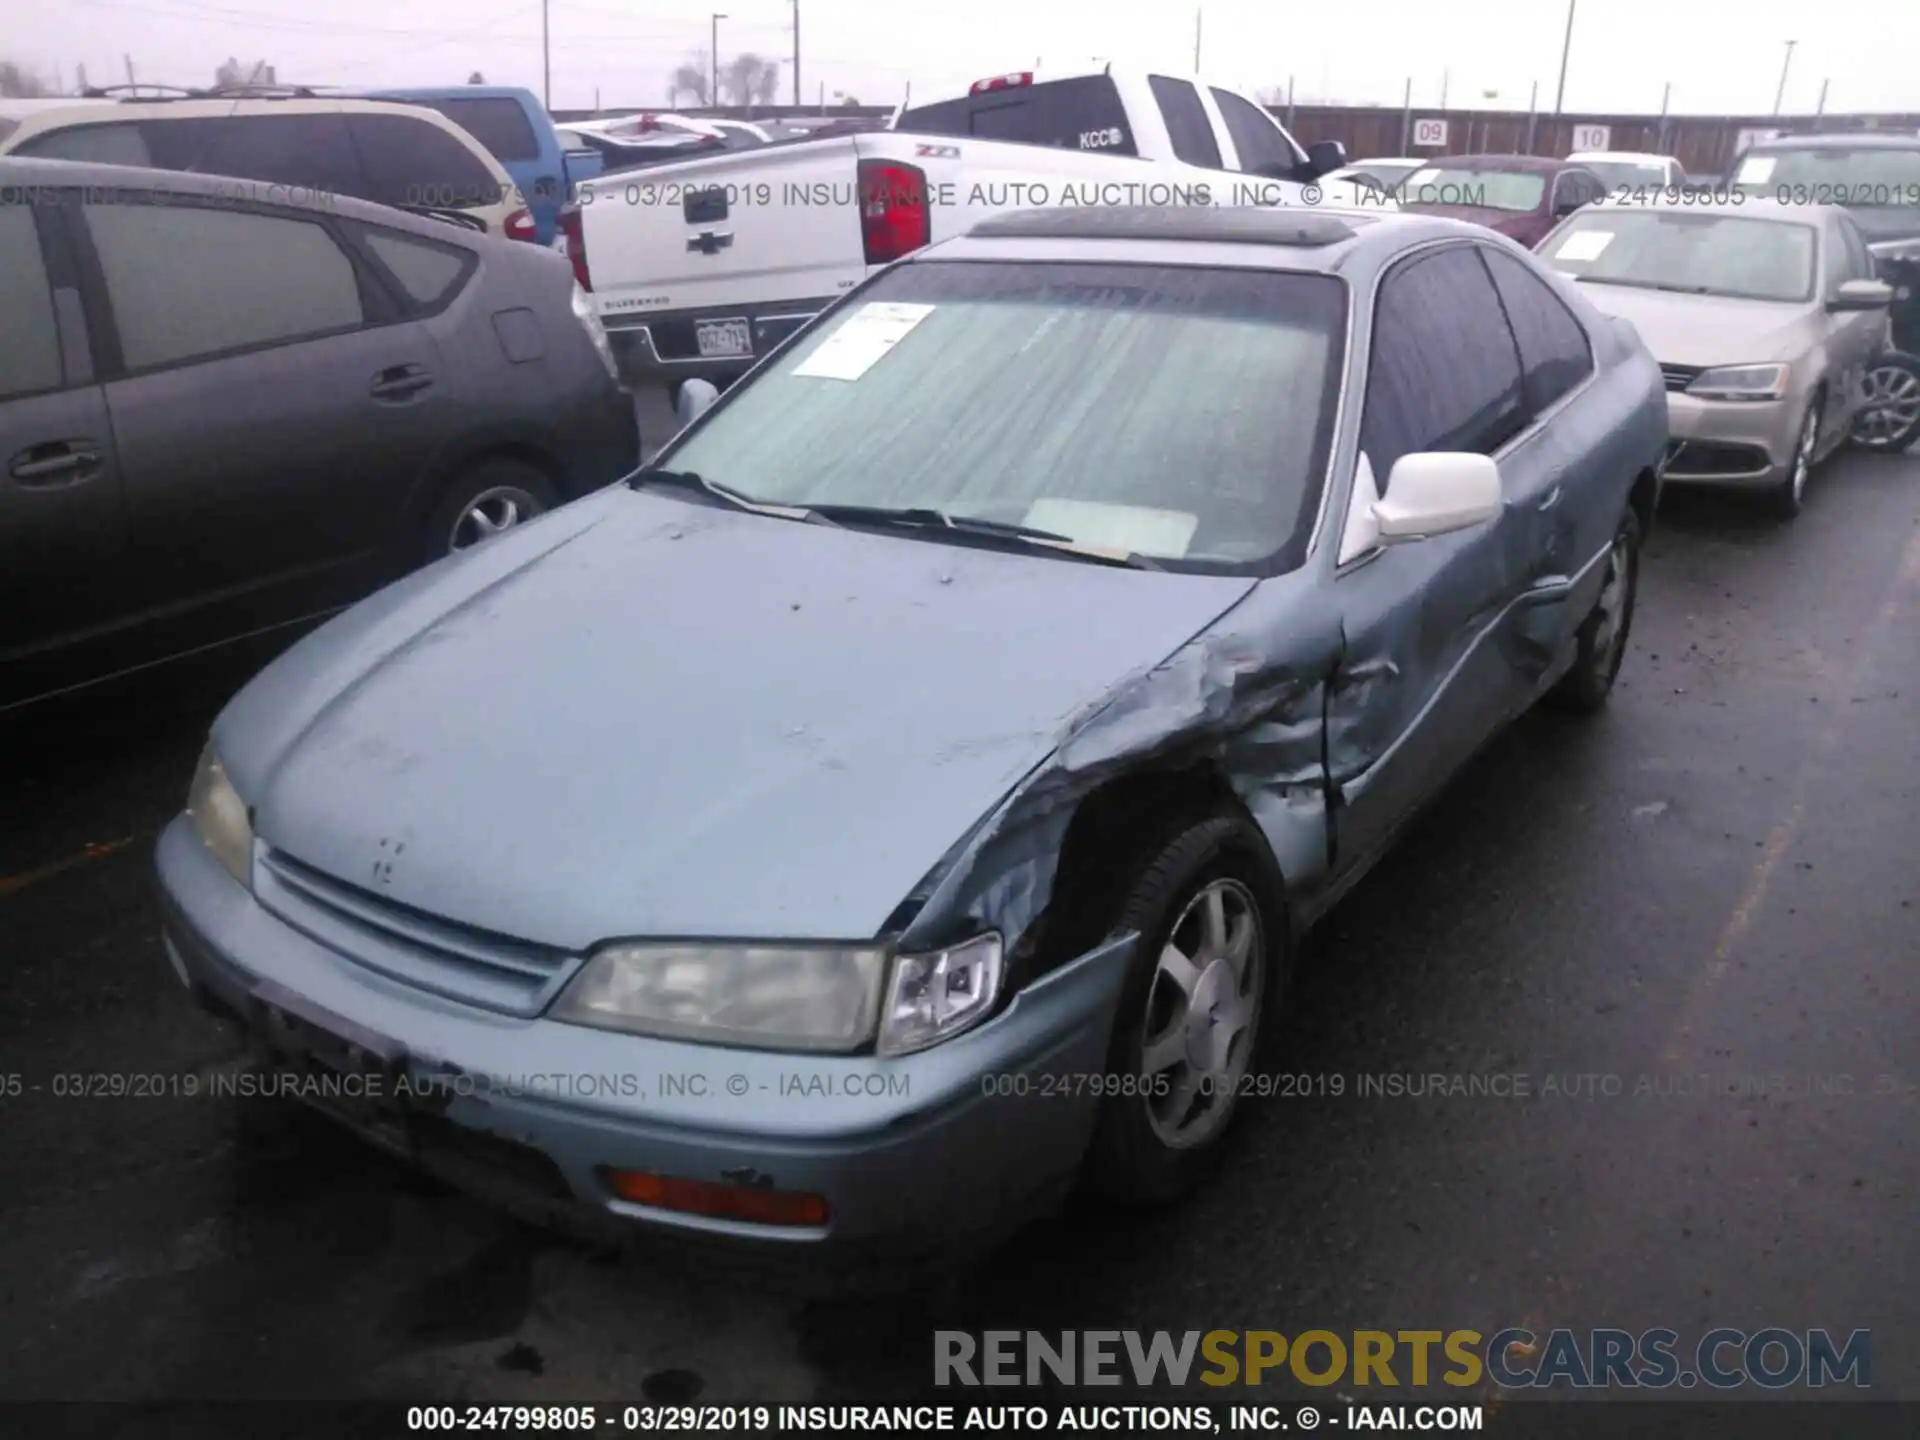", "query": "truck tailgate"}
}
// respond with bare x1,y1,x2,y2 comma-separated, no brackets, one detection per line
580,136,867,328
